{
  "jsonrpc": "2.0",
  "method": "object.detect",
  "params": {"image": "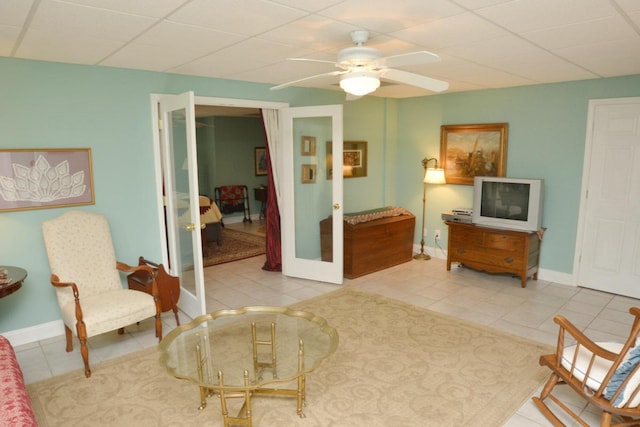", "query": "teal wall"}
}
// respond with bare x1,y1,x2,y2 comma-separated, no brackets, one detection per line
0,57,383,337
1,55,639,340
395,75,640,274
